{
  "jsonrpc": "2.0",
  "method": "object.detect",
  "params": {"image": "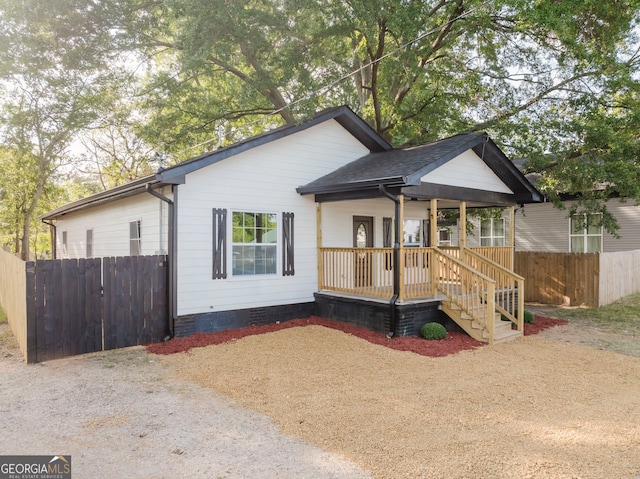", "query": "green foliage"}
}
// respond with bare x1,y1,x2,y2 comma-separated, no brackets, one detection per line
419,322,448,340
501,309,535,324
